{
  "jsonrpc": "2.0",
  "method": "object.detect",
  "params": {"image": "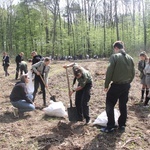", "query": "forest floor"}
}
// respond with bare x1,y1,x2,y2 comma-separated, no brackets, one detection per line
0,60,150,150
